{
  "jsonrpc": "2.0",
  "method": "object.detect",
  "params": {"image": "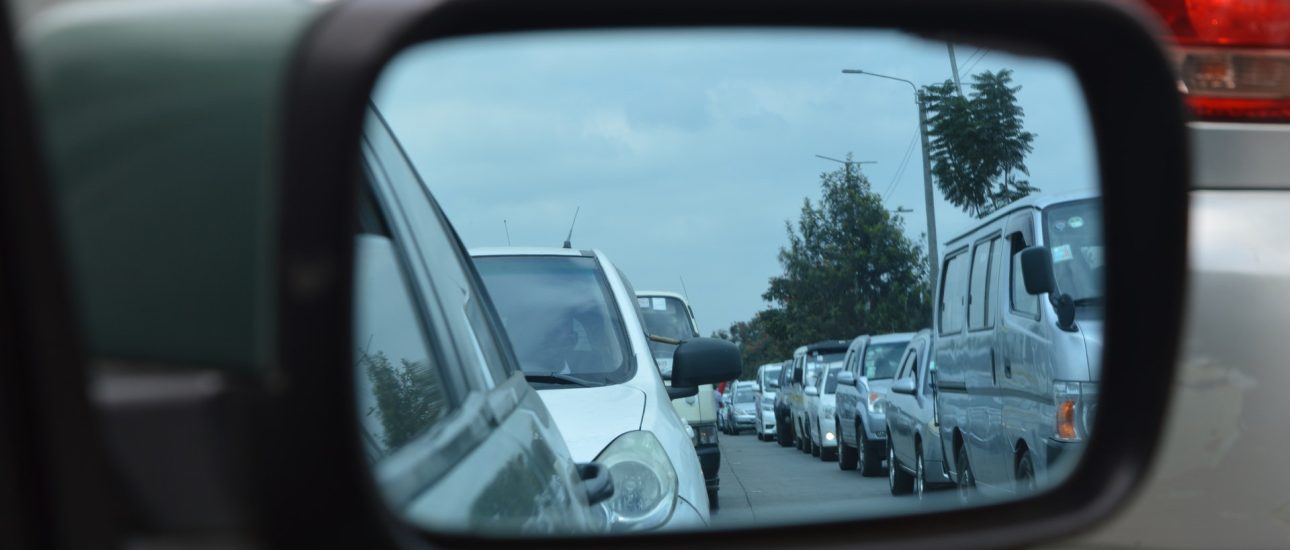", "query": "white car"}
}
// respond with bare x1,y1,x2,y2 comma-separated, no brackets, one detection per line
754,362,783,441
804,359,845,461
470,247,737,532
